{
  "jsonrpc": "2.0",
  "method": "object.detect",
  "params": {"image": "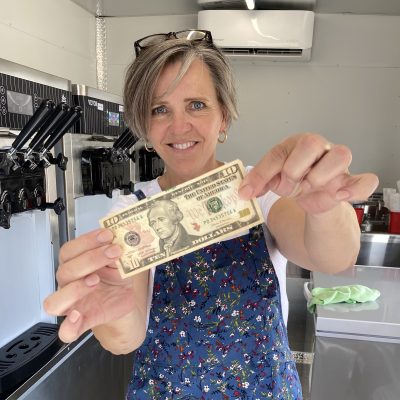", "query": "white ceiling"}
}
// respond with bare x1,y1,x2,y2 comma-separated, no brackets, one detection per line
70,0,400,17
